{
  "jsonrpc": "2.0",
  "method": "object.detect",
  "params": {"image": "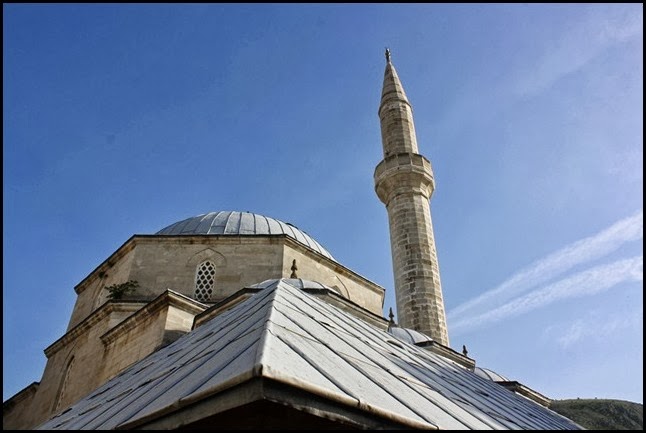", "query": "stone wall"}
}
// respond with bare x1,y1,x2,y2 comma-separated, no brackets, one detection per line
69,235,384,329
127,236,285,301
67,243,137,330
2,383,39,430
100,293,203,383
283,242,384,316
25,302,144,428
